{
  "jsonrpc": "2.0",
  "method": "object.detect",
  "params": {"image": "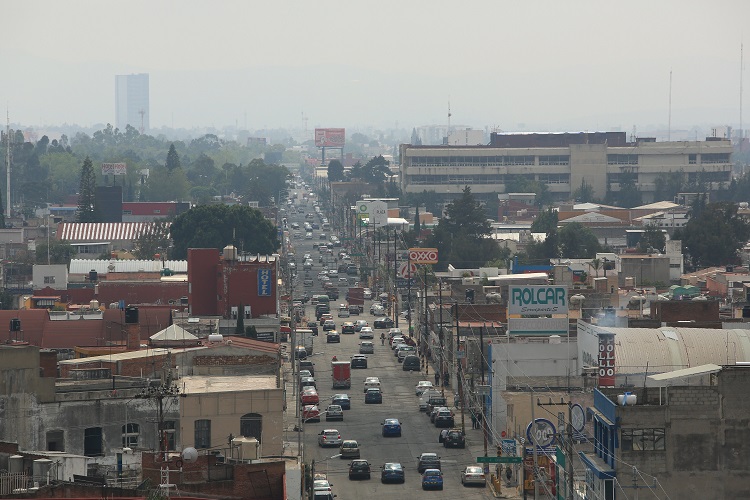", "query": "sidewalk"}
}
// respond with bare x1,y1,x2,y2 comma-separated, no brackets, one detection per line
281,340,303,500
